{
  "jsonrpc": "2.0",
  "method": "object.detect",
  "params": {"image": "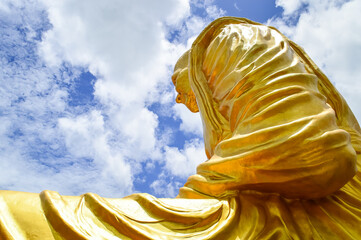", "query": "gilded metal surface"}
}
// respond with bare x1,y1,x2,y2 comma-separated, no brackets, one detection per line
1,17,361,239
